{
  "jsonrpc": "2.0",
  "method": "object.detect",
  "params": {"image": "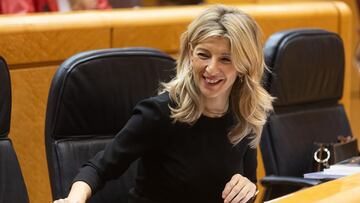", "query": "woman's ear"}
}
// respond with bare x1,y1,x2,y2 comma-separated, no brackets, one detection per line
188,43,193,52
